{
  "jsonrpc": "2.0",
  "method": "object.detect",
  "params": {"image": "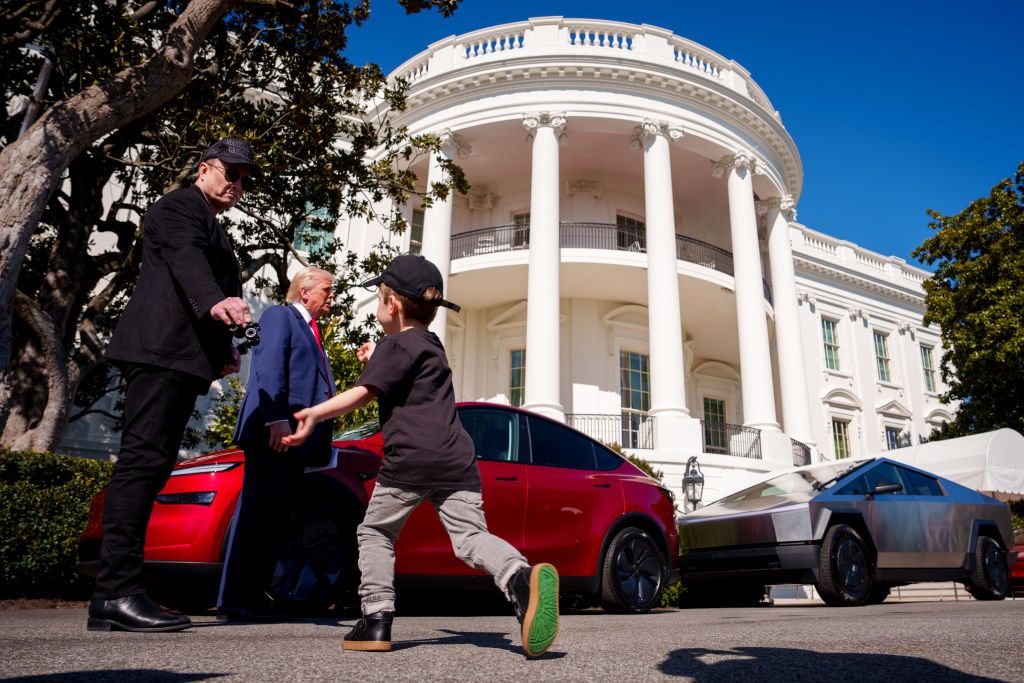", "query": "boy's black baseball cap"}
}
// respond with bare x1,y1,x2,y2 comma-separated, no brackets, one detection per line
201,137,263,177
361,254,461,312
